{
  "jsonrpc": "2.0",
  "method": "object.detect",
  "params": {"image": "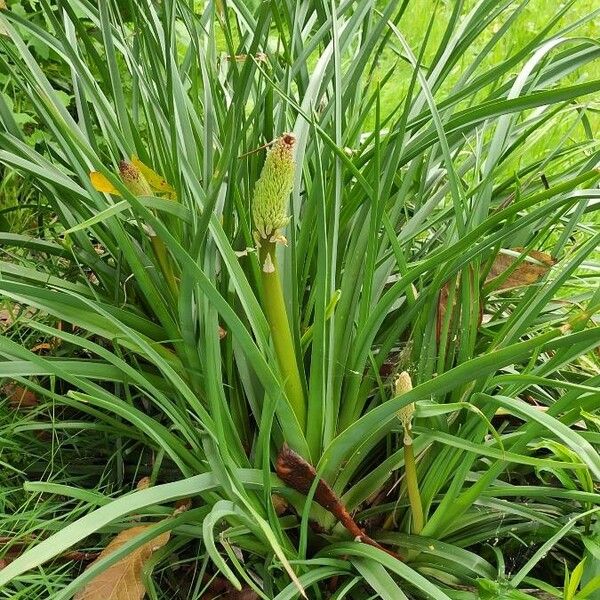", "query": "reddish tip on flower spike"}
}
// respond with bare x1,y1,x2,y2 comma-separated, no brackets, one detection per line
281,132,296,148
